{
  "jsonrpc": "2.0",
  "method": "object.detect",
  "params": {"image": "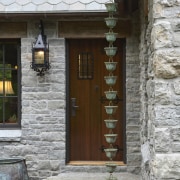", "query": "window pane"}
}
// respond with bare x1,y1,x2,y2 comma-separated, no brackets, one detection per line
78,52,93,79
12,69,18,96
5,44,18,66
0,97,3,123
5,97,18,124
0,45,3,64
0,40,20,127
